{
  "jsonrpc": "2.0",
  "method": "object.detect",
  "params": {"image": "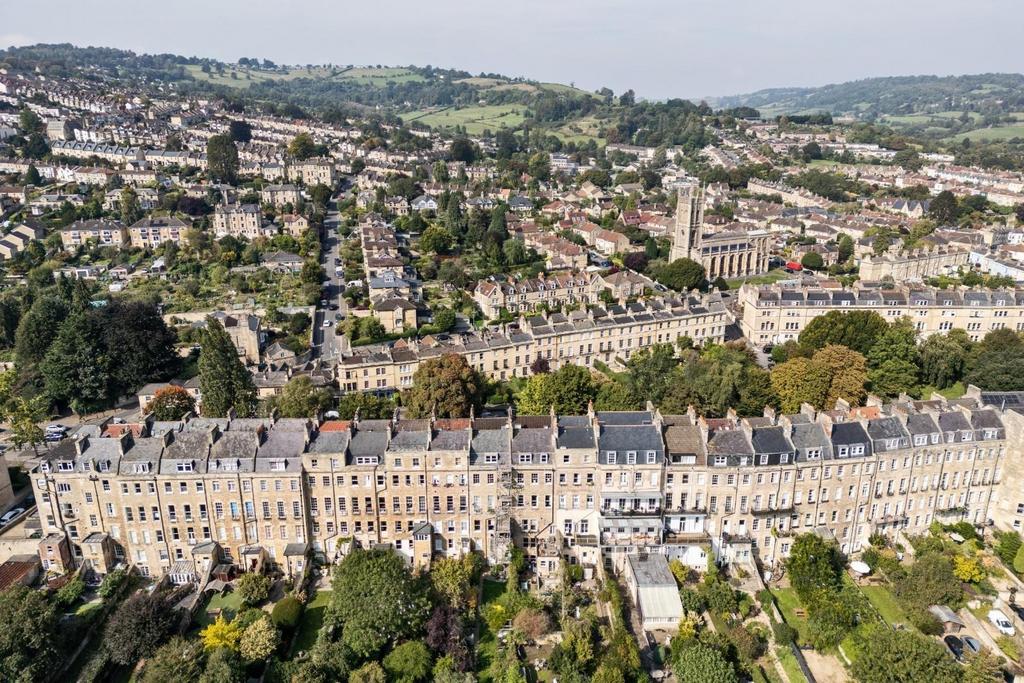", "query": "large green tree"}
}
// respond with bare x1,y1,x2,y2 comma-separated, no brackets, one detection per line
330,549,430,658
654,258,707,292
40,311,117,414
850,624,961,683
518,364,597,415
624,343,679,405
929,190,959,225
965,328,1024,391
785,533,844,603
383,640,433,683
919,330,971,389
799,310,888,356
207,134,240,184
104,592,179,666
141,637,204,683
0,584,59,683
867,321,920,397
198,317,258,417
266,376,333,418
403,354,485,419
14,295,70,370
